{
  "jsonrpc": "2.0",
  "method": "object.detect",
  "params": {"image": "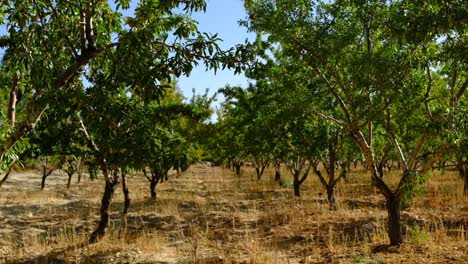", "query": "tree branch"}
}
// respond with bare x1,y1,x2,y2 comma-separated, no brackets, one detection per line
407,133,427,171
385,108,408,170
311,109,345,127
312,161,329,188
45,0,79,58
0,161,17,187
8,74,18,128
76,113,111,184
424,63,433,120
456,78,468,102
